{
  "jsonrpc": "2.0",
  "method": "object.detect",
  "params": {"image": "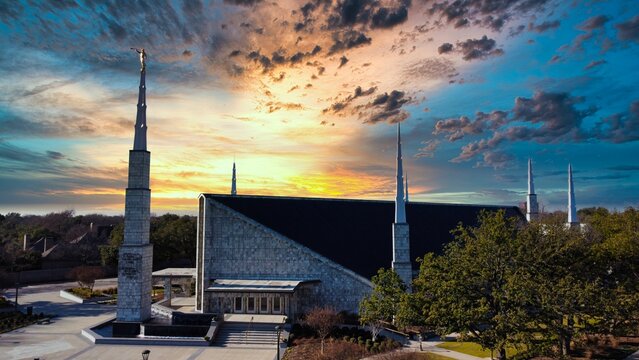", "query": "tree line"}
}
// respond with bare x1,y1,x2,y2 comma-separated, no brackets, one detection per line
360,207,639,359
